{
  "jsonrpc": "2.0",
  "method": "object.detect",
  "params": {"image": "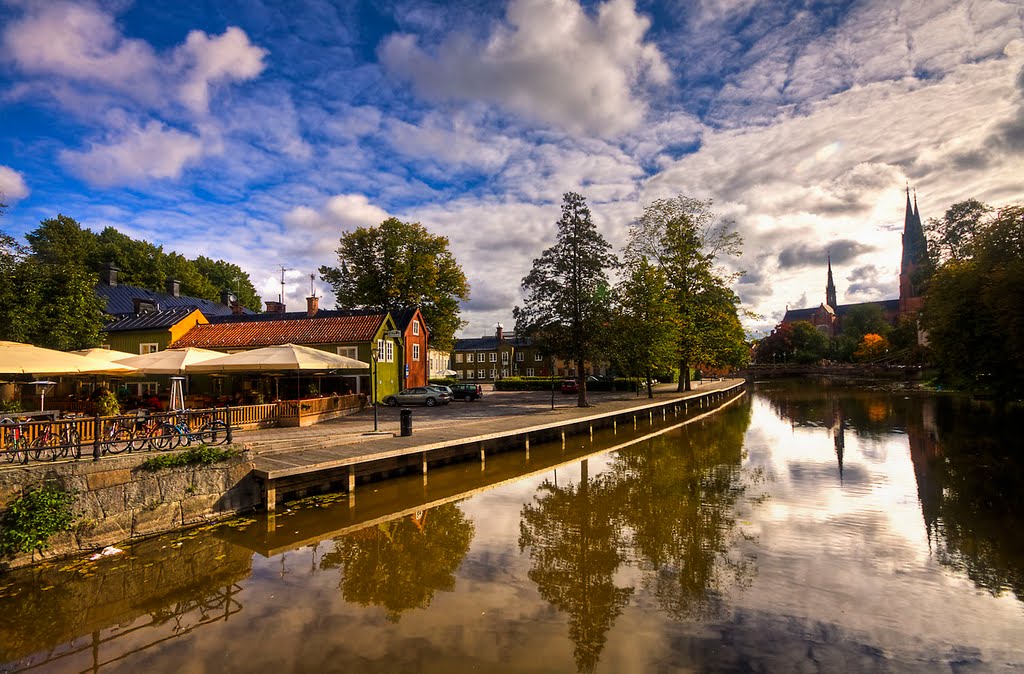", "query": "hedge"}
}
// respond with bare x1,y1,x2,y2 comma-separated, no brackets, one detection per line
494,377,638,392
